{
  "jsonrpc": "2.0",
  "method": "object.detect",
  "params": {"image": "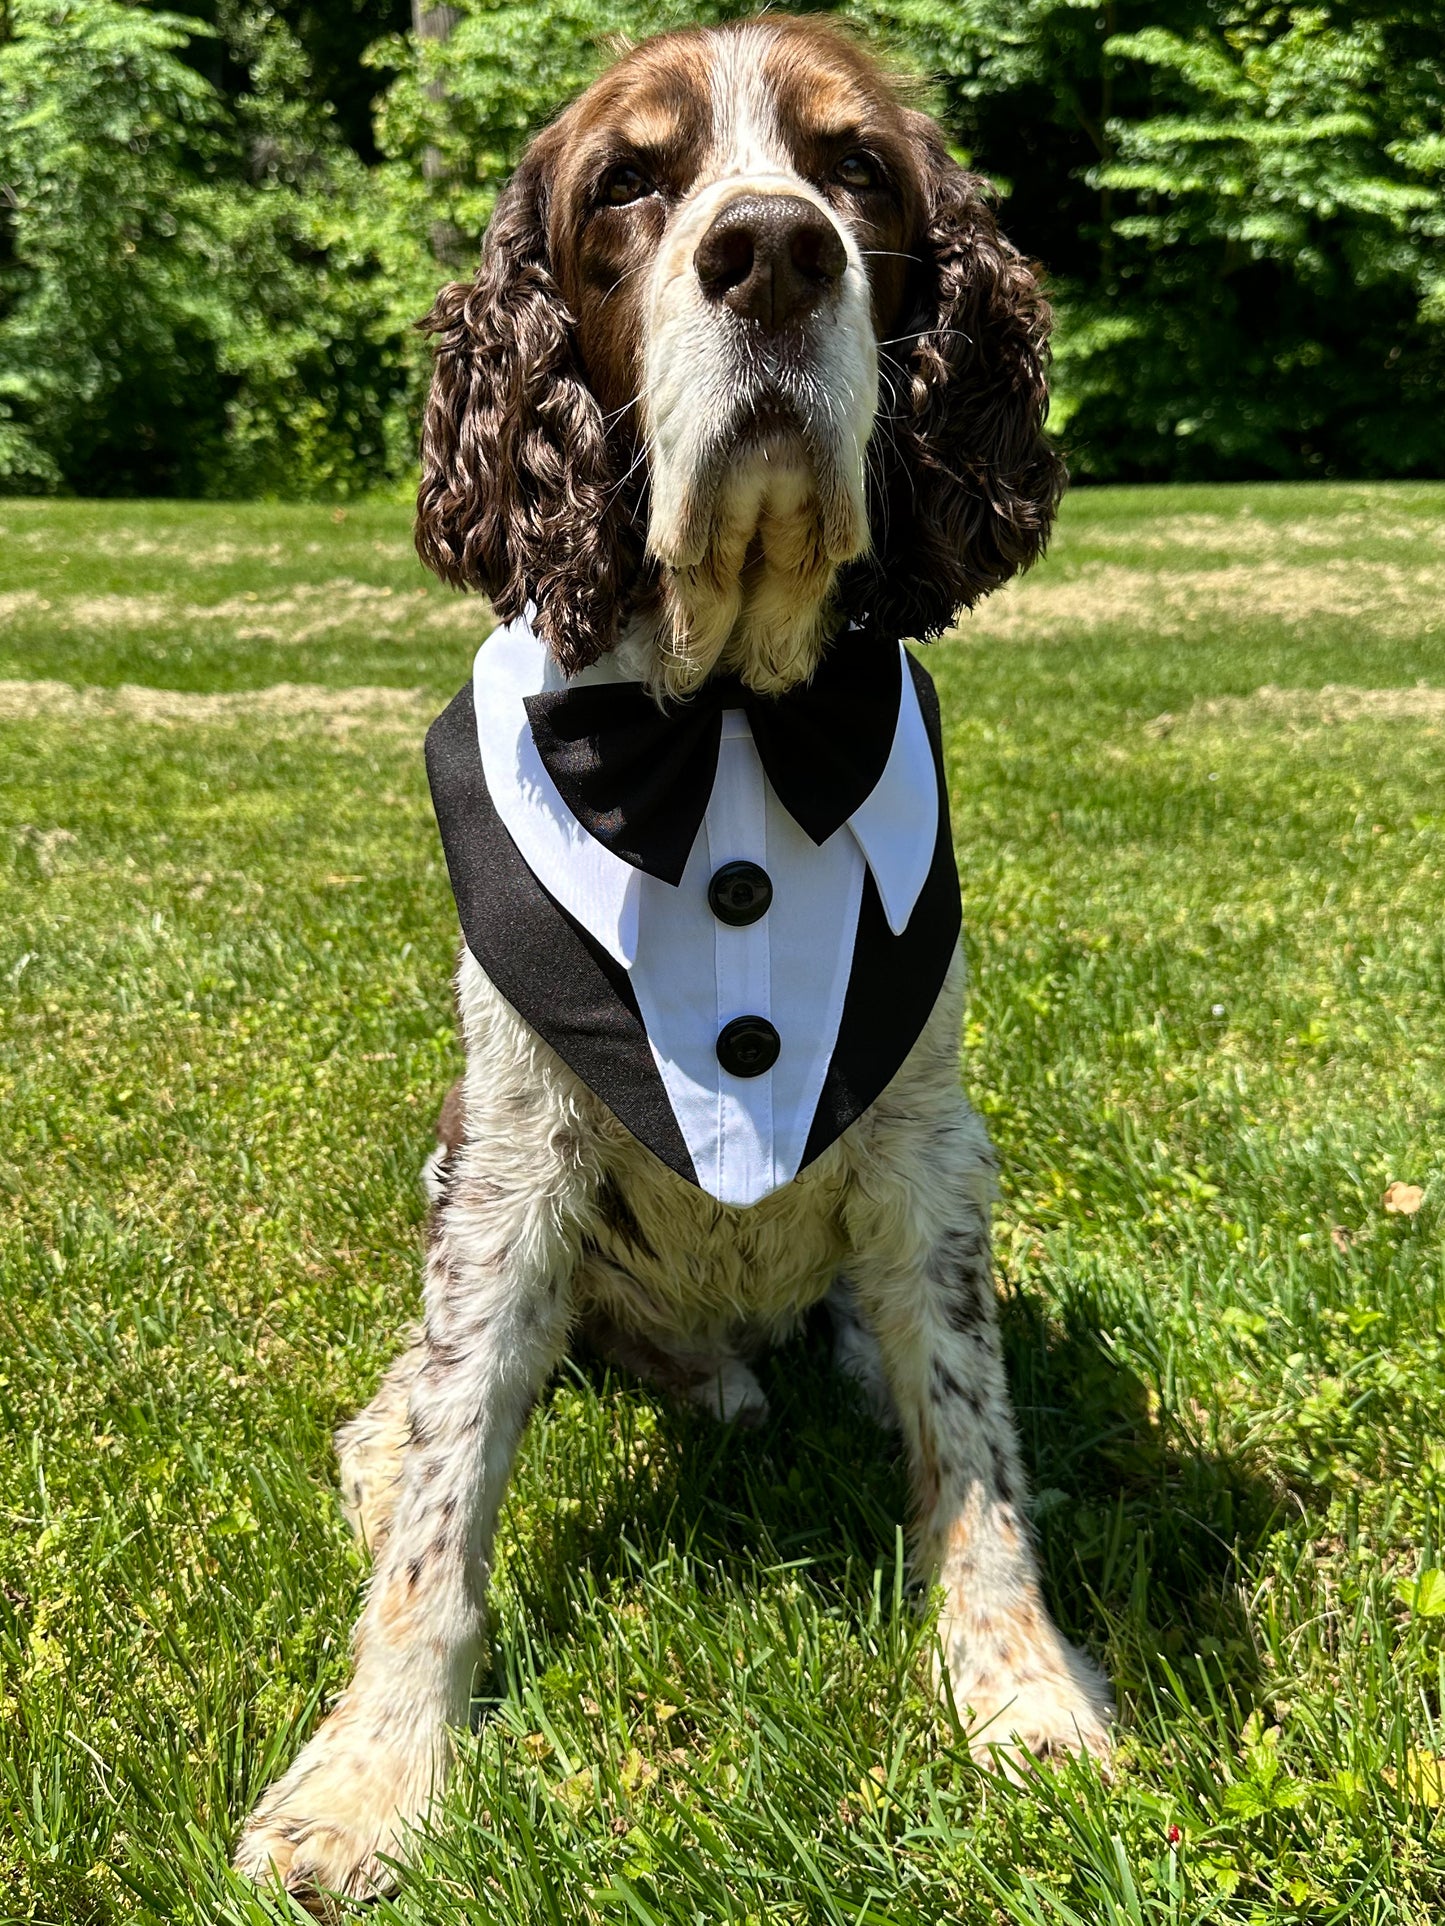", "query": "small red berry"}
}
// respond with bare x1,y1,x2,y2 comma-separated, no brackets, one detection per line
1167,1825,1182,1846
